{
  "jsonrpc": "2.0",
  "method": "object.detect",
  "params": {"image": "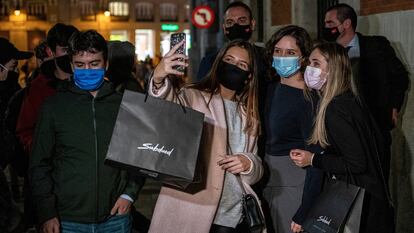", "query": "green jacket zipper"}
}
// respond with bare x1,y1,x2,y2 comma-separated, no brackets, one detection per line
92,98,99,222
